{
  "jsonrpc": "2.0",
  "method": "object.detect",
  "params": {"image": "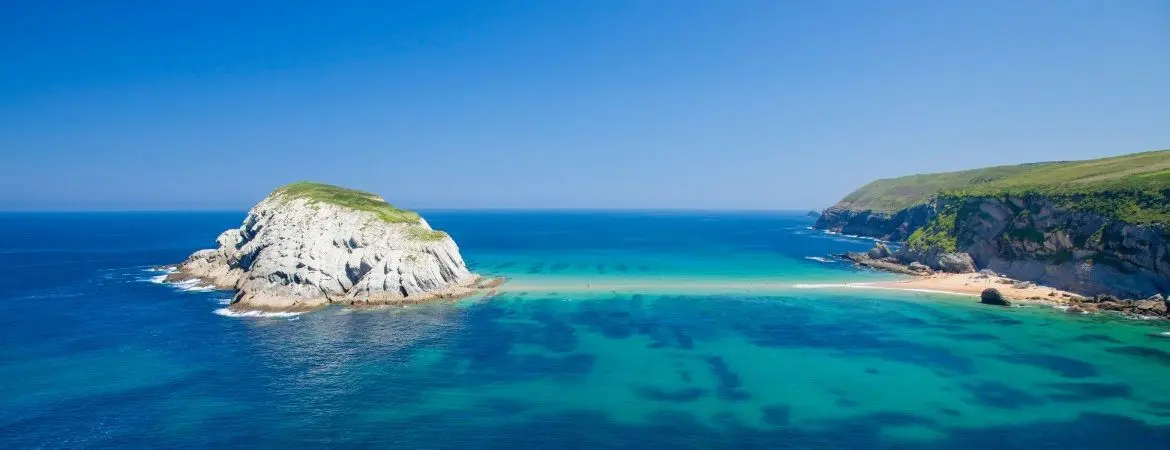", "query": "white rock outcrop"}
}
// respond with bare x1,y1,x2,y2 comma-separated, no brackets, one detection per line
167,184,481,311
